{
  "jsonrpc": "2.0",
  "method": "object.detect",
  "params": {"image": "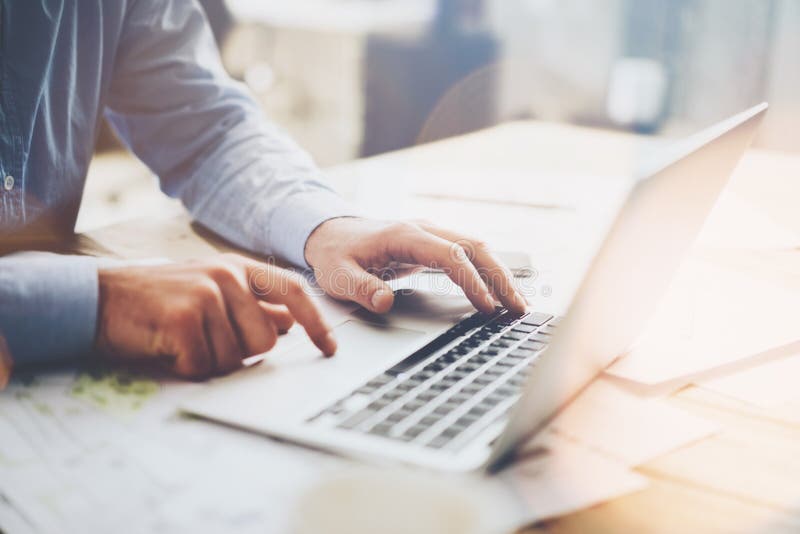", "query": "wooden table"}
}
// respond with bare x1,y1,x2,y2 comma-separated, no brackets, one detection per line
77,121,800,533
